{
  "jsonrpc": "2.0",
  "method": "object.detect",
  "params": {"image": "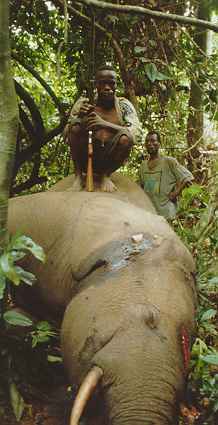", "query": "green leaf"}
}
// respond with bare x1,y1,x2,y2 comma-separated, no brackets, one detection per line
36,321,54,332
31,321,57,347
200,354,218,365
201,309,217,322
47,355,63,363
192,338,208,355
134,46,146,55
143,79,151,90
0,254,21,285
11,235,46,263
0,273,6,299
10,250,26,261
9,382,25,421
4,310,33,327
183,184,203,197
208,276,218,285
0,253,11,274
14,266,36,286
145,63,170,83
